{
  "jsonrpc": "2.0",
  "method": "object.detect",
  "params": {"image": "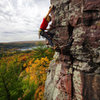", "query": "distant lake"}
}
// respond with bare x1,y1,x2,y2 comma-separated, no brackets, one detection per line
17,46,37,51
